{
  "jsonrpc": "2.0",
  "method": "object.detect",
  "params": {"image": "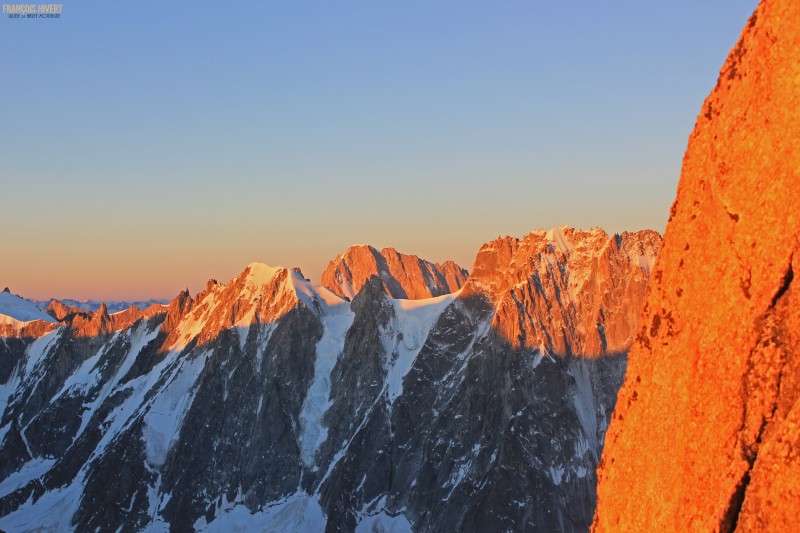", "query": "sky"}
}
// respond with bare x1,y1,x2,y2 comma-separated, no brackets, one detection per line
1,0,759,301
